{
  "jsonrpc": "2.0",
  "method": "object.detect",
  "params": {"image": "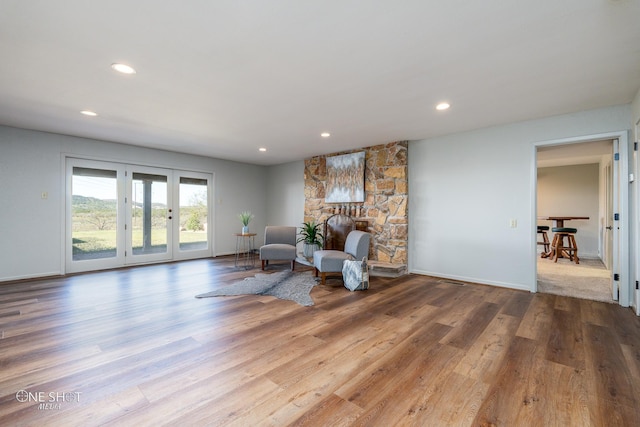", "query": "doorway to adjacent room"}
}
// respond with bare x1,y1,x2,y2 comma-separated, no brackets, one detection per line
534,132,629,307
